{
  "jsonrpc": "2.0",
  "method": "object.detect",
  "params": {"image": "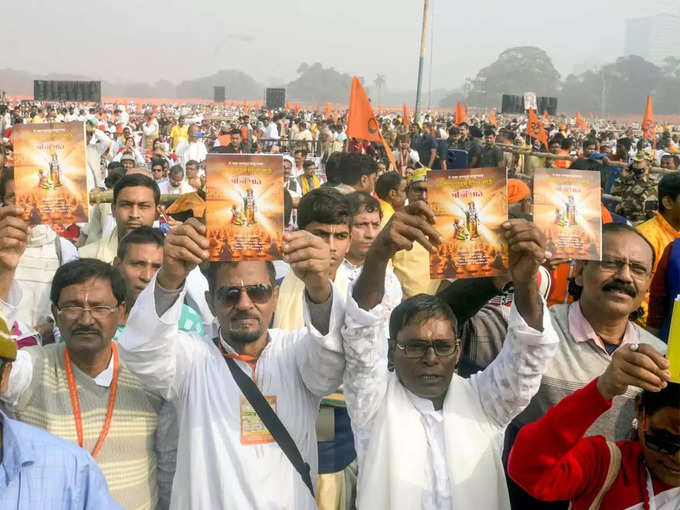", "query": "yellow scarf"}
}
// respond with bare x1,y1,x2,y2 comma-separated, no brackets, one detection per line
300,174,320,195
